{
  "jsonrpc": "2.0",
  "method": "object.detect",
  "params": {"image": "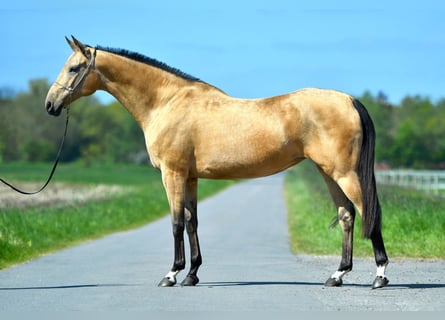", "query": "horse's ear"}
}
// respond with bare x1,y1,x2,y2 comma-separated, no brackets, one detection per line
70,35,92,59
65,36,77,52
